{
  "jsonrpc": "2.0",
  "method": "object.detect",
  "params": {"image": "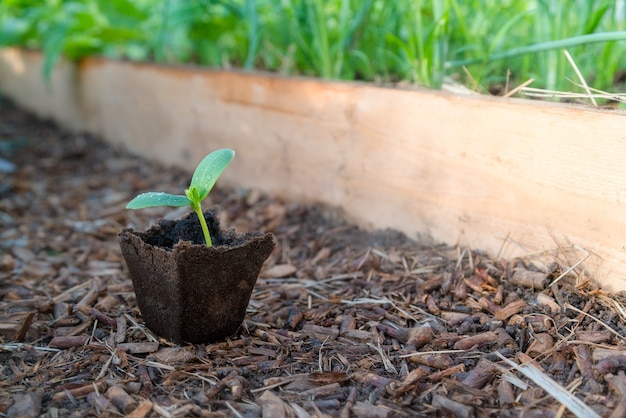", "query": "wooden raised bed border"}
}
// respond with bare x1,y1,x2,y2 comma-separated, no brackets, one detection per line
1,48,625,291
